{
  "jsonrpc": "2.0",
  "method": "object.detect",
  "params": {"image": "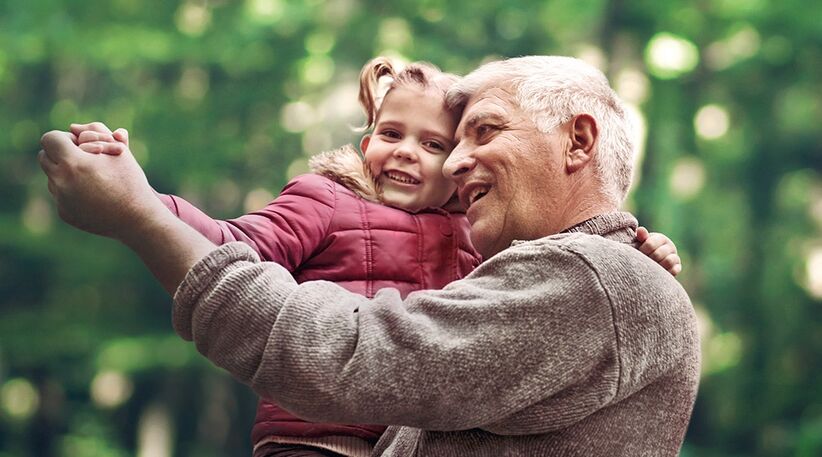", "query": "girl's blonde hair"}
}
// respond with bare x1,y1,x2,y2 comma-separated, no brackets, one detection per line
357,56,461,131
